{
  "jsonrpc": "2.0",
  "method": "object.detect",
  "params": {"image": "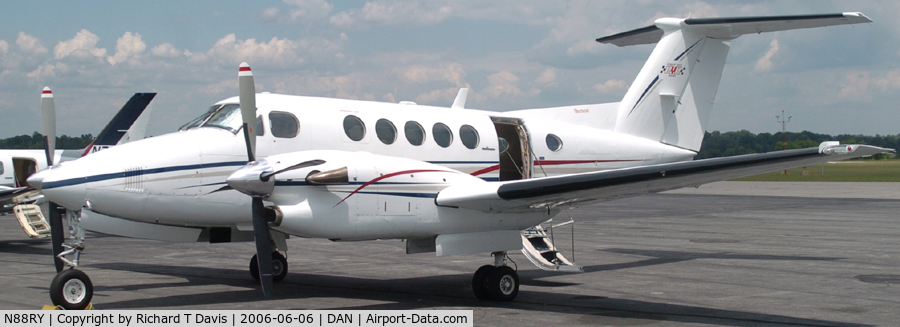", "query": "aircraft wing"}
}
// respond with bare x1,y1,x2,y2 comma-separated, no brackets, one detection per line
435,144,893,213
597,12,872,46
0,186,31,207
